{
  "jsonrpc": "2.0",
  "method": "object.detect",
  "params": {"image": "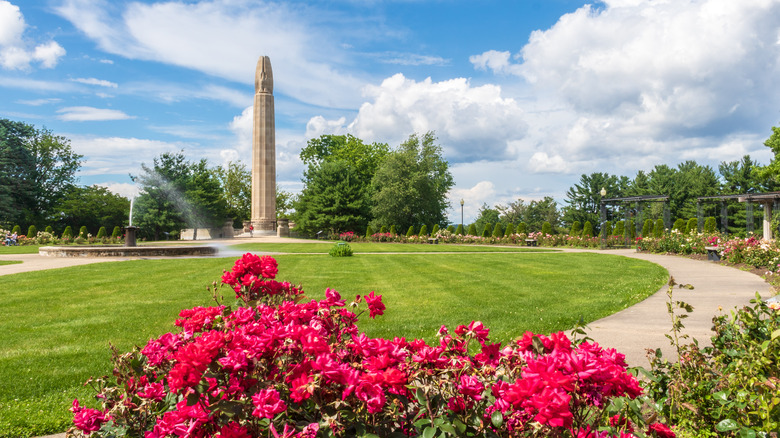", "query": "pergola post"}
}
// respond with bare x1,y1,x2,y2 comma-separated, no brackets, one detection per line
764,202,772,240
